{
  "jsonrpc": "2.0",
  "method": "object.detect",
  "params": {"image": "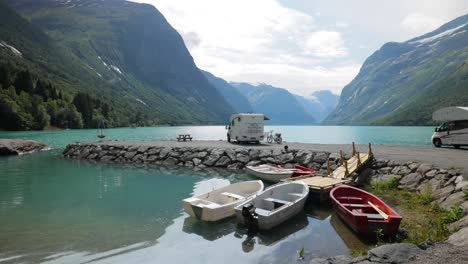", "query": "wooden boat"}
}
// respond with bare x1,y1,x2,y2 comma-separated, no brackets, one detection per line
280,164,315,177
183,180,264,222
246,164,315,183
235,181,309,230
330,185,402,237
